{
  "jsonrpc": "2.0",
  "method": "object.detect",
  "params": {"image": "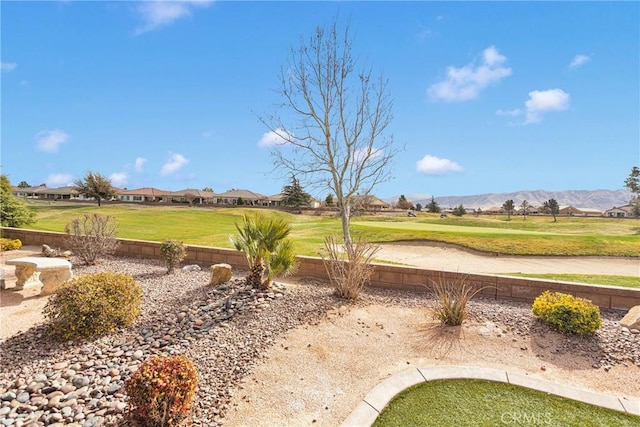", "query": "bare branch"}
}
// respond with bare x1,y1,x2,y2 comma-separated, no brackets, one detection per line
260,17,399,249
